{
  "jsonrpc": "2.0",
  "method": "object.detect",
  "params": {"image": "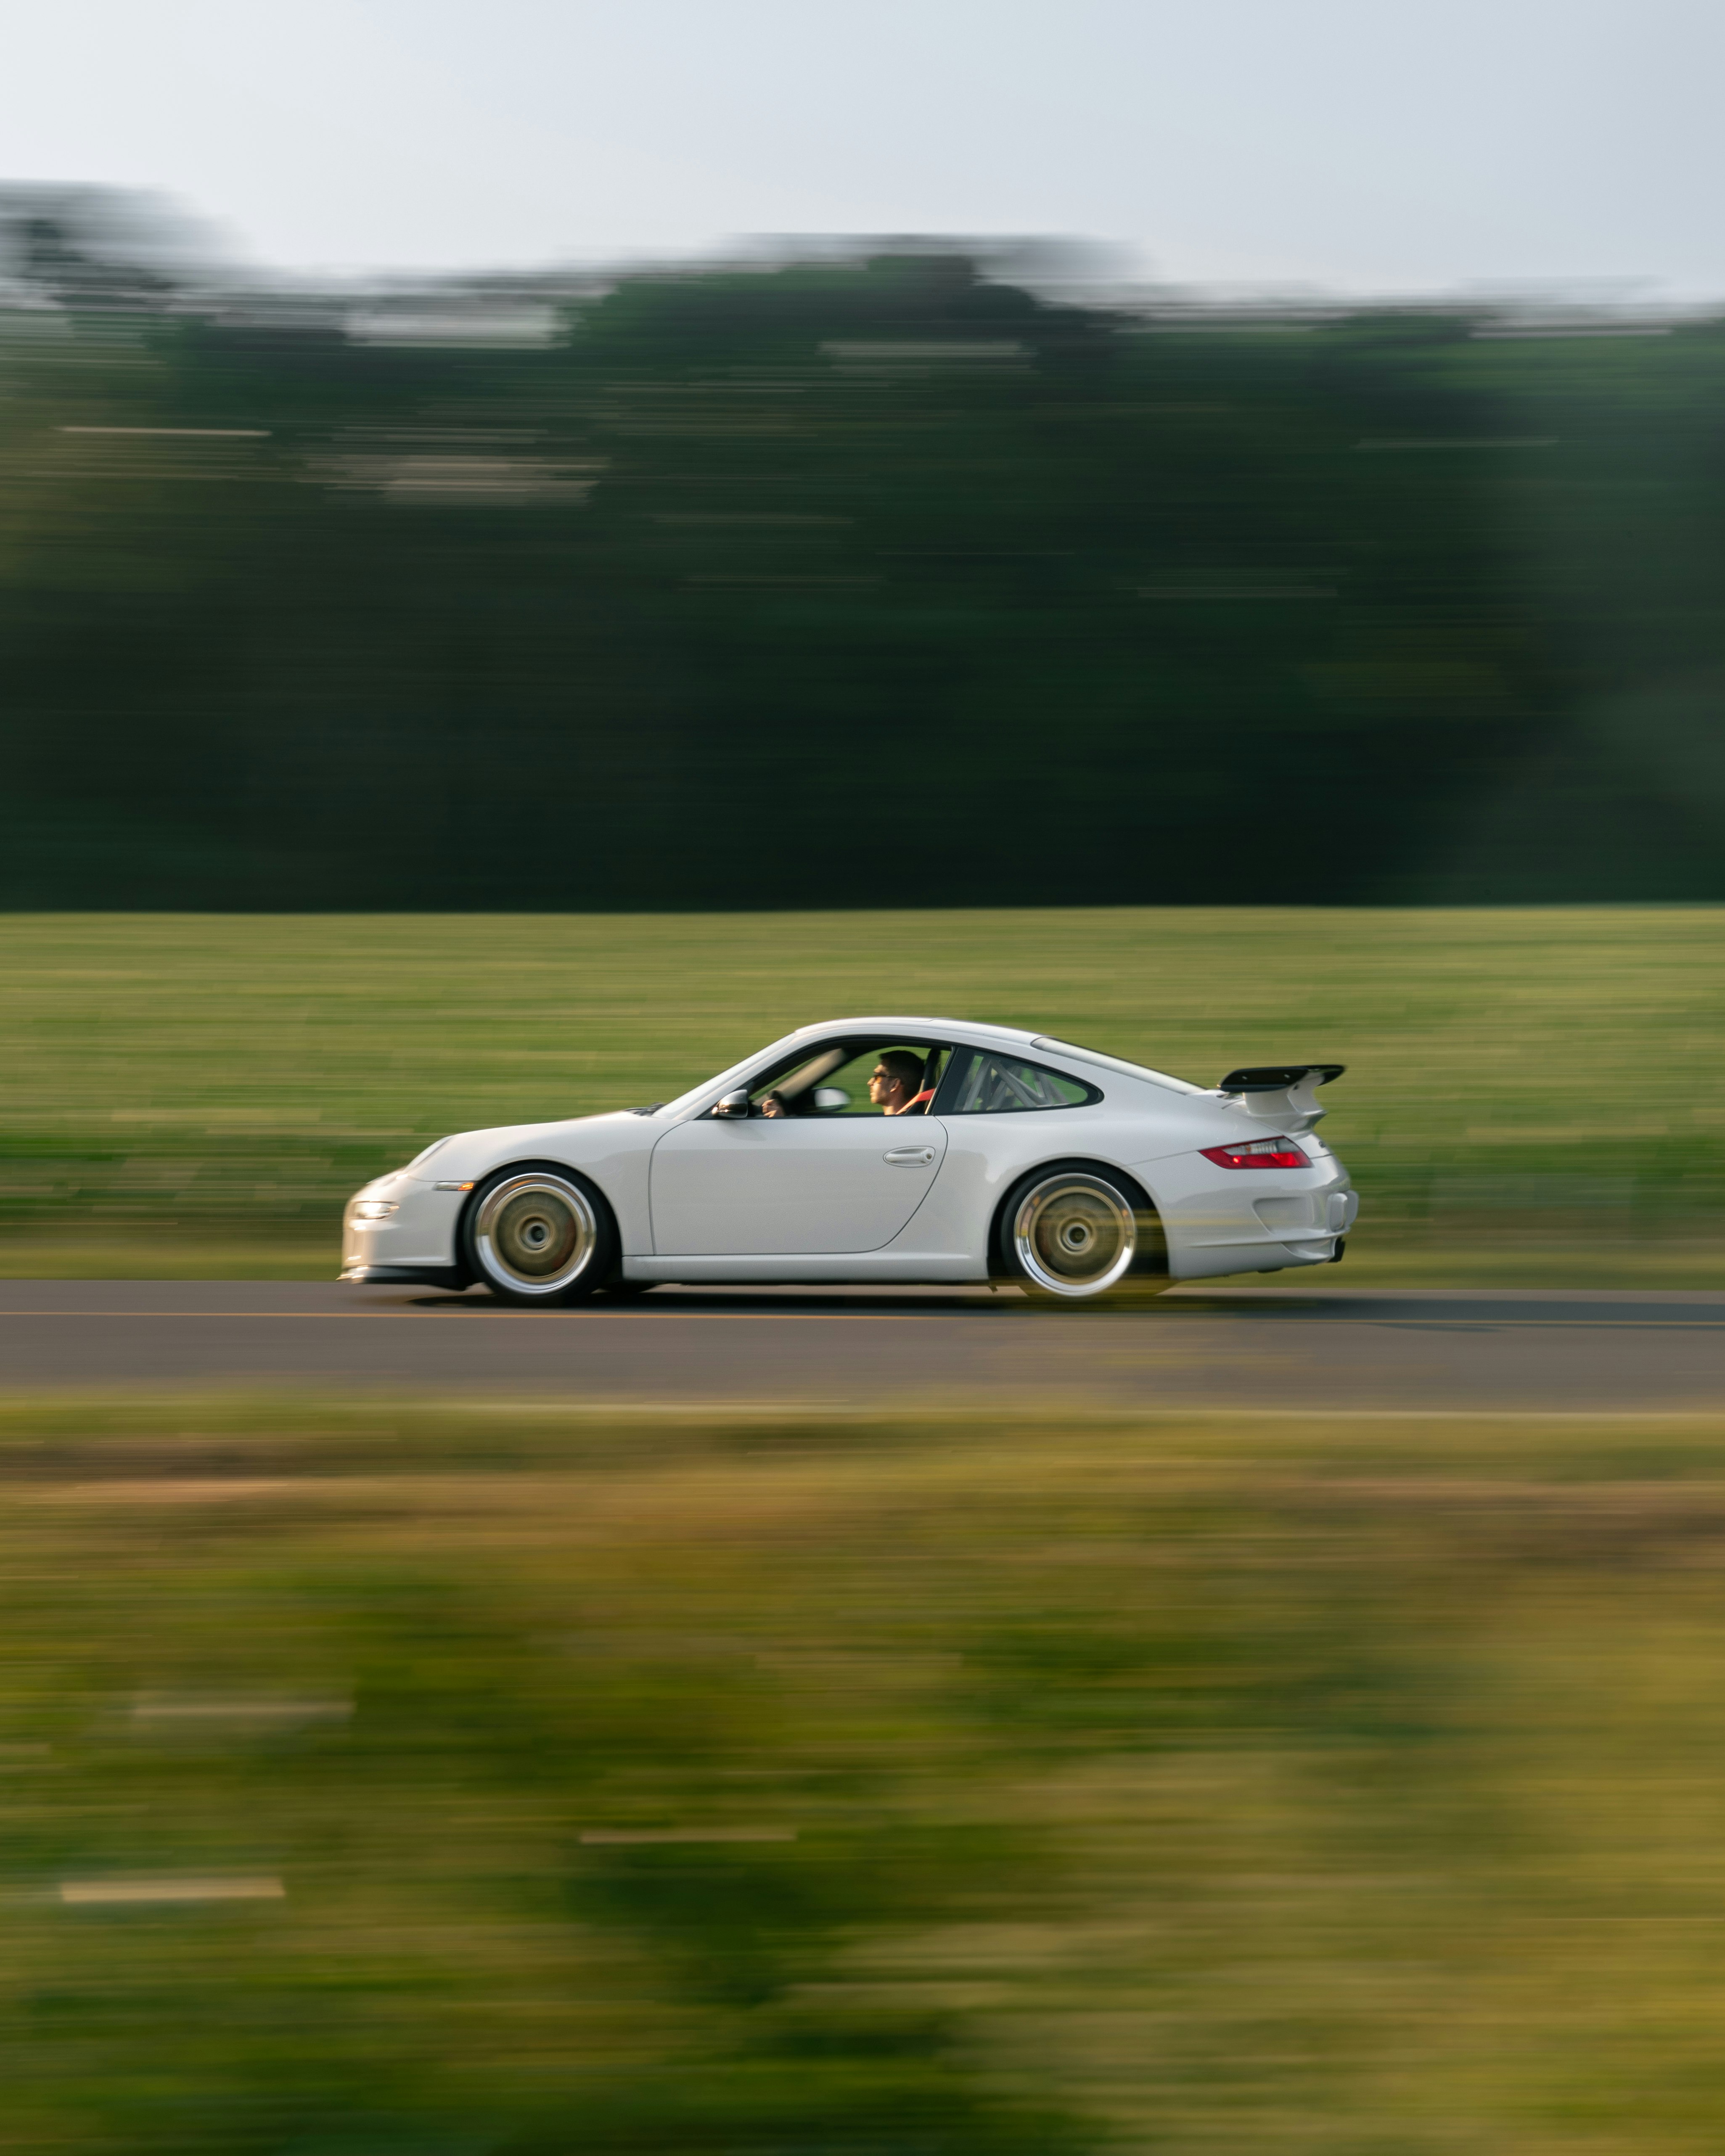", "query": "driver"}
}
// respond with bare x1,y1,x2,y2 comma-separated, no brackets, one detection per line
870,1050,931,1116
